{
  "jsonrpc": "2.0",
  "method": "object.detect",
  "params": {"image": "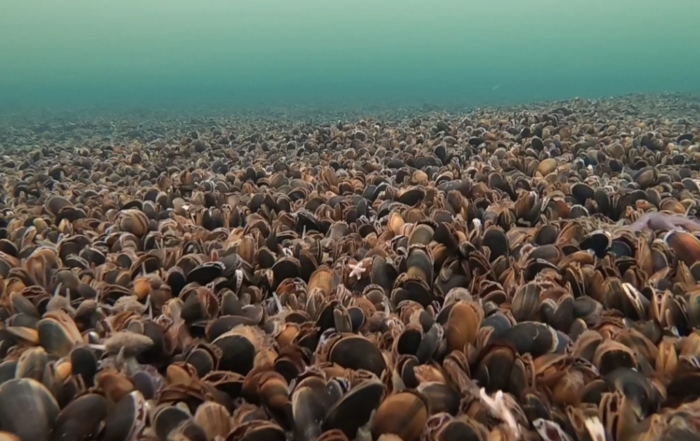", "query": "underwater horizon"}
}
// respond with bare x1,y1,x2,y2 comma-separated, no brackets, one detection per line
1,0,699,114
